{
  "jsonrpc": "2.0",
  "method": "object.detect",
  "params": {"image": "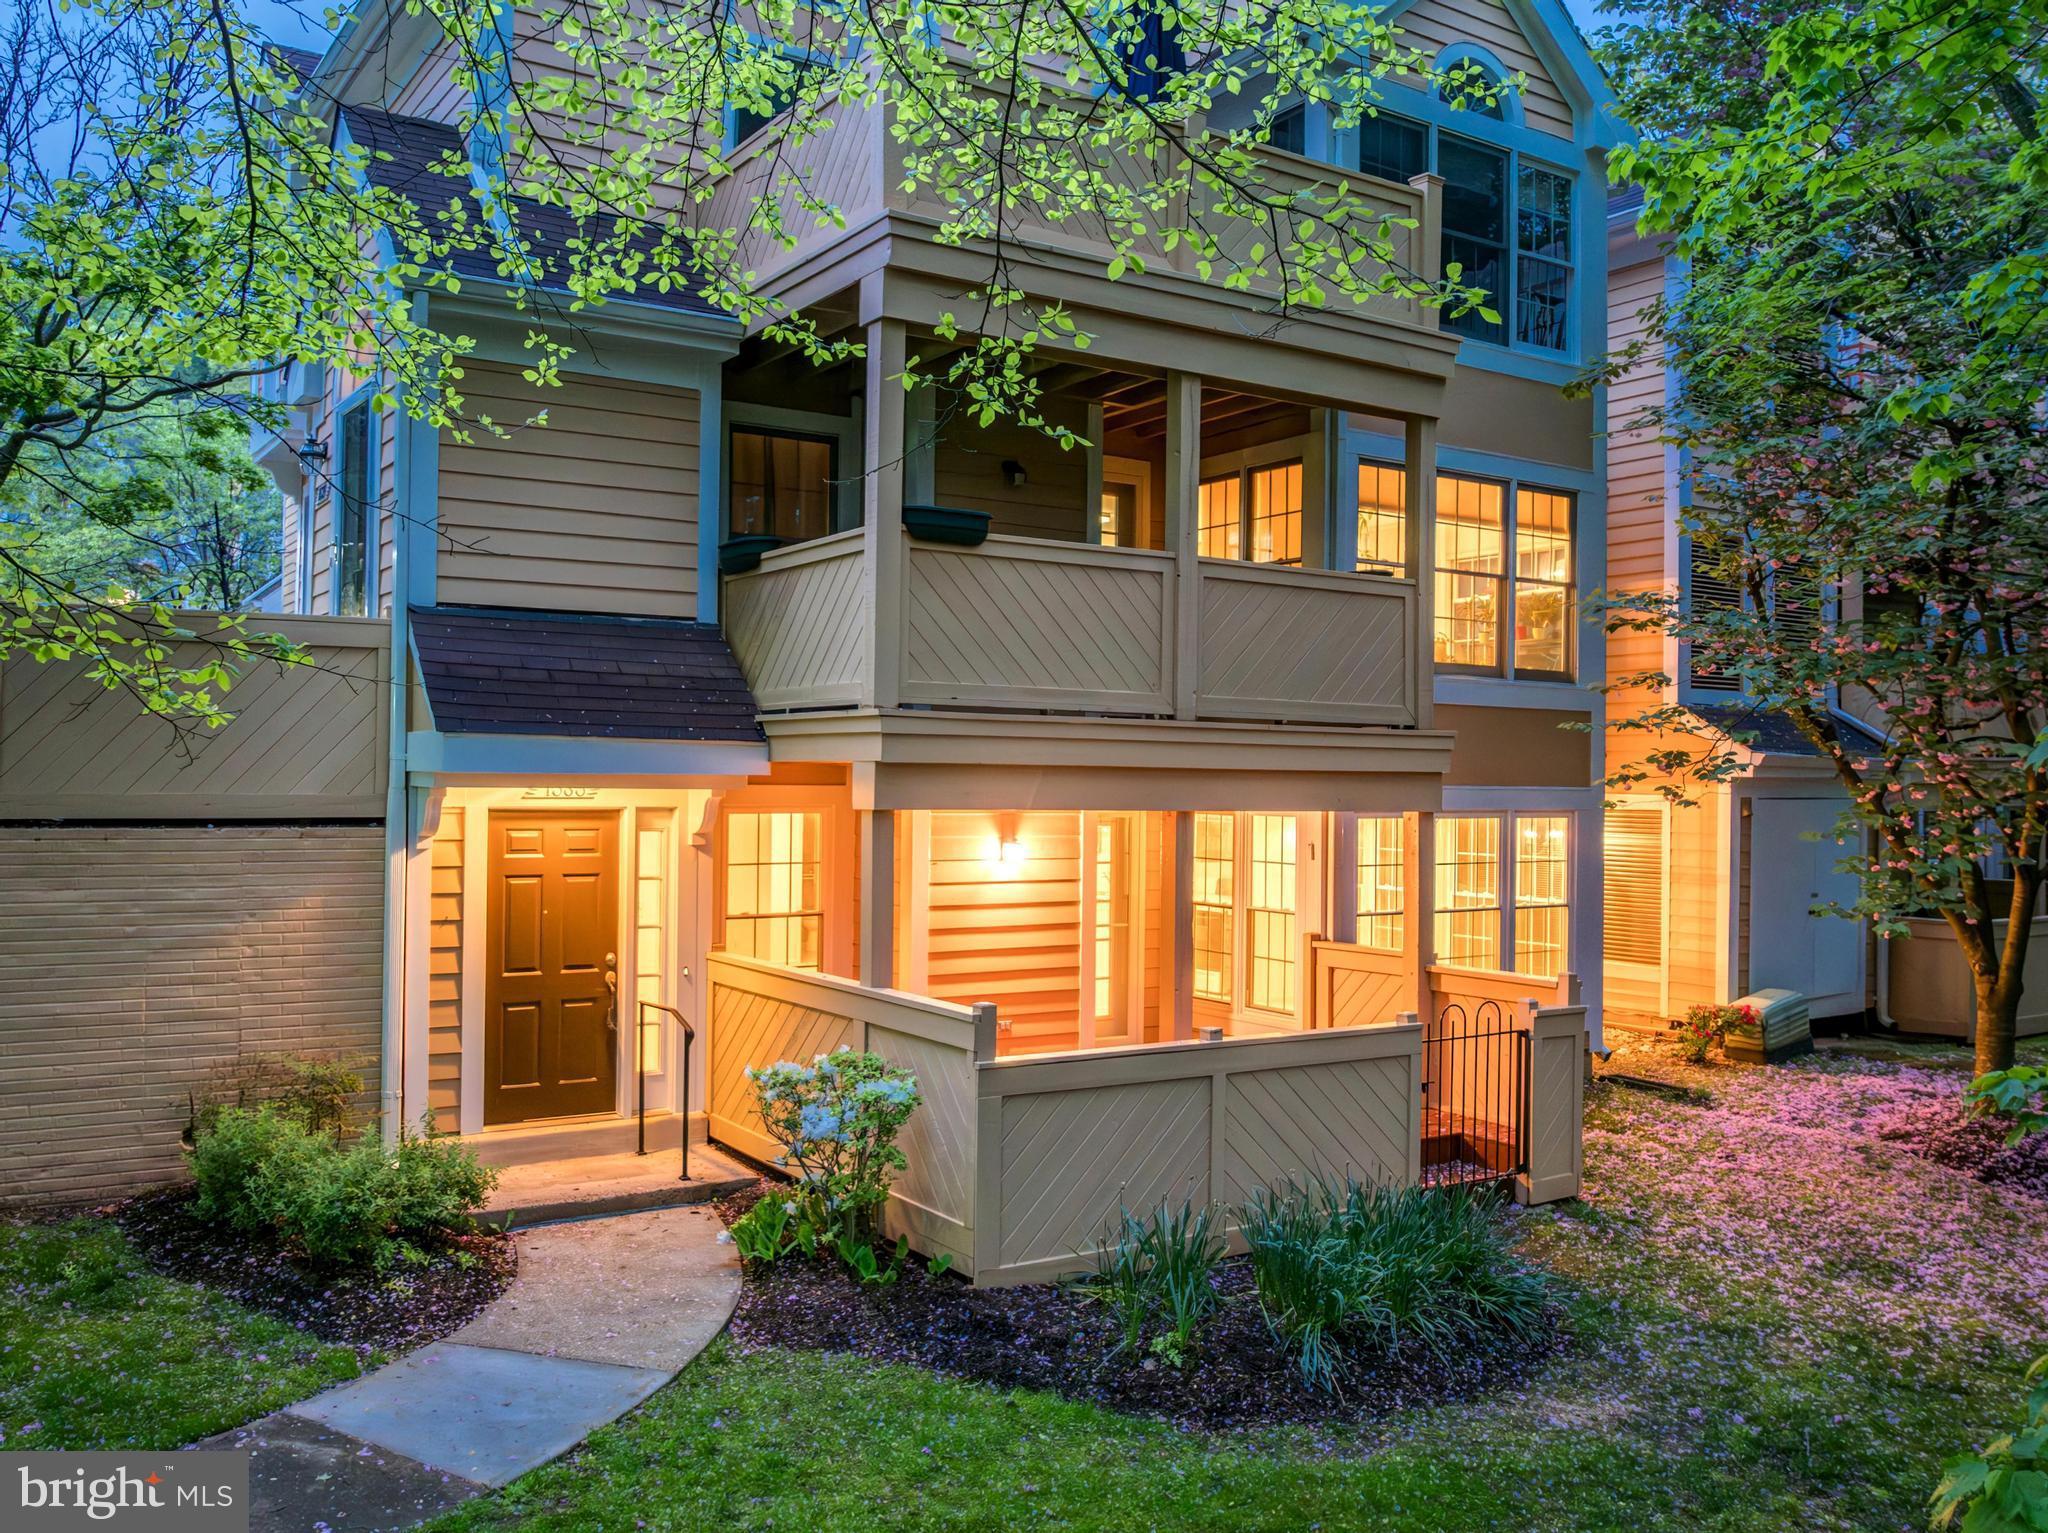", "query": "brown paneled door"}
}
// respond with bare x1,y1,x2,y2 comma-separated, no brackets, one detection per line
484,812,620,1124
